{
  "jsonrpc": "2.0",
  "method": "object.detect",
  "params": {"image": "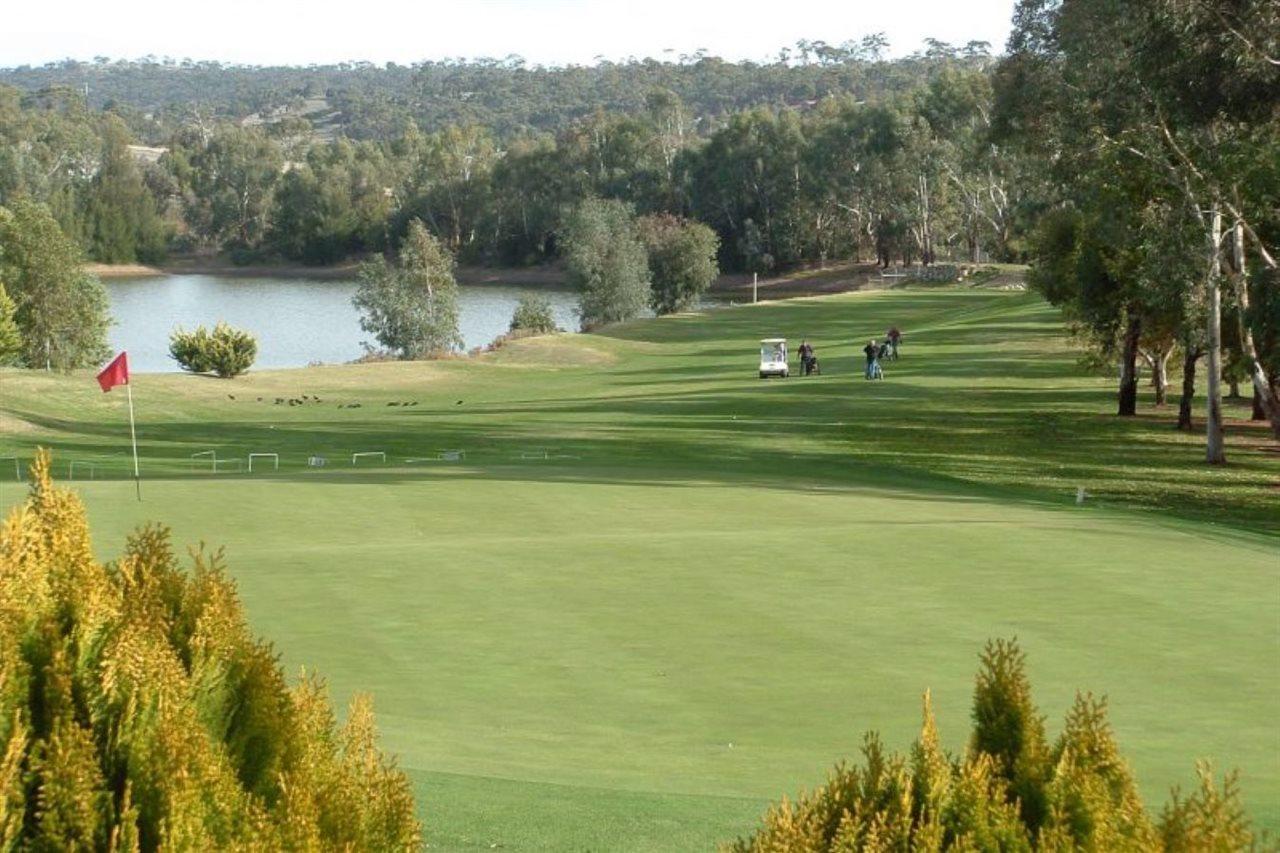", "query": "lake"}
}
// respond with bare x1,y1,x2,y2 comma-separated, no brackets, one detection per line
105,274,583,372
